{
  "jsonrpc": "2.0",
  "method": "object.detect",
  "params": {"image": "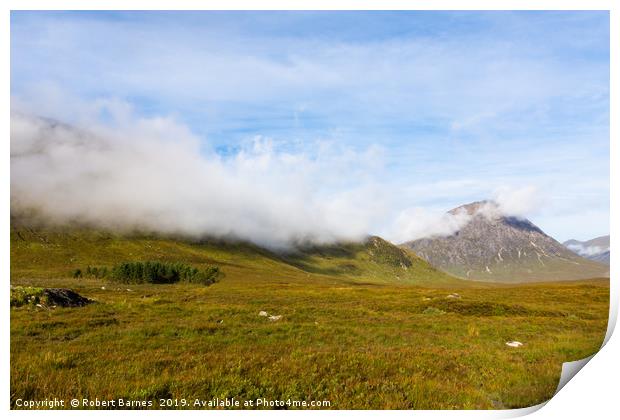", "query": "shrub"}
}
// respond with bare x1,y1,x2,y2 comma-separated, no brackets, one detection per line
422,306,446,315
10,286,46,307
85,266,107,279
